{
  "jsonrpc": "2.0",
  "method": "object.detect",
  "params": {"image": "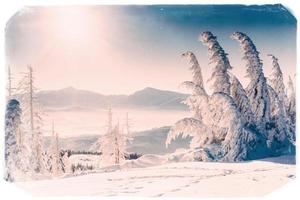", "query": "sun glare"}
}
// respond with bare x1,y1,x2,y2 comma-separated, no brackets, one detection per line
47,7,96,43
